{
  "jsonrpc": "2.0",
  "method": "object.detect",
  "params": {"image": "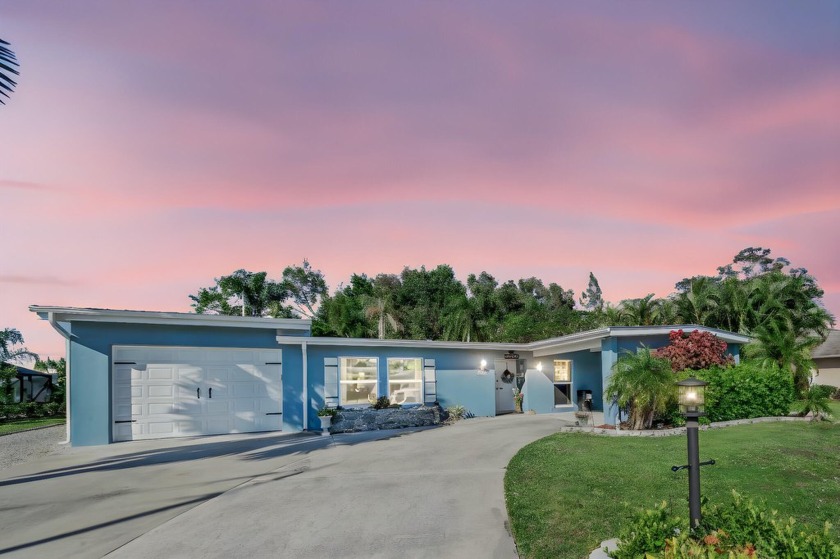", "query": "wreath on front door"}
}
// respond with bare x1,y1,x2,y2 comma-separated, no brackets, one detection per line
501,369,514,384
